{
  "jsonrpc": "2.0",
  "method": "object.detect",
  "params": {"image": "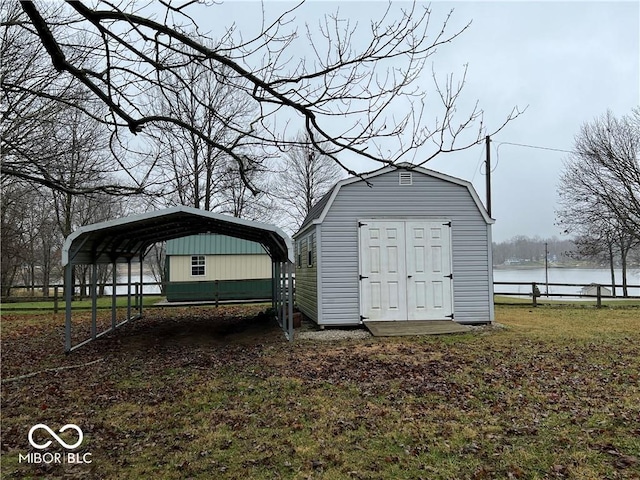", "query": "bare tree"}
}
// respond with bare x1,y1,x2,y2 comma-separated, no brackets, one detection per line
1,2,139,297
150,61,258,210
561,215,619,296
46,104,123,237
0,180,31,296
145,242,166,294
0,178,66,297
1,1,145,196
217,156,280,223
556,109,640,295
13,0,522,195
276,132,344,231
